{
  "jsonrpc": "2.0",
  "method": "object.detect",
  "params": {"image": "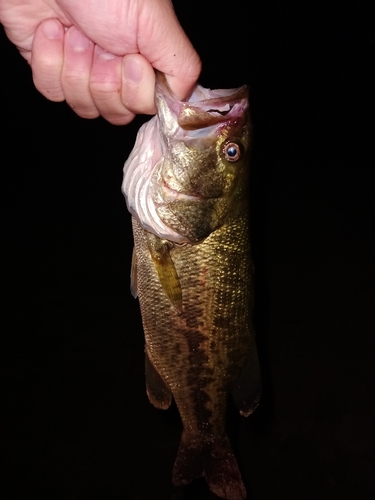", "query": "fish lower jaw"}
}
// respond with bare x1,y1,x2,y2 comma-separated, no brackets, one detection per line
161,180,201,202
